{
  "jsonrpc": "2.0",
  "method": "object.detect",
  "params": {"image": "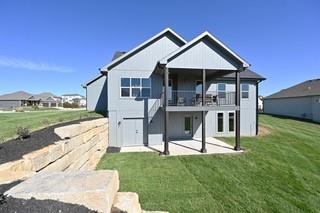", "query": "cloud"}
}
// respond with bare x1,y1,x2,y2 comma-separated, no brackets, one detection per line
0,55,74,73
